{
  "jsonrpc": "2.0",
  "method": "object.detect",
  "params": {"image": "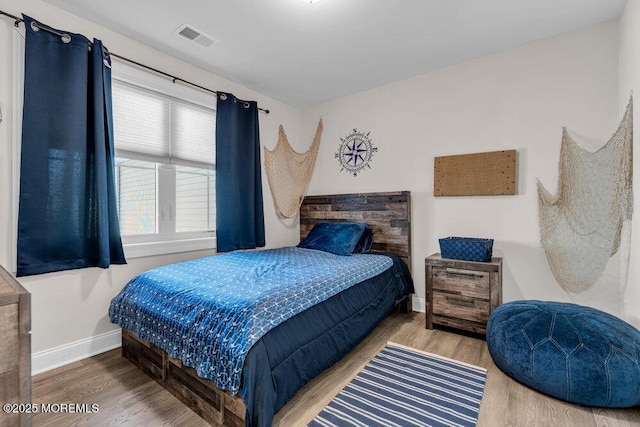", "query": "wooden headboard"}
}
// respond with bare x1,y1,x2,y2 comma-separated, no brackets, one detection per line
300,191,411,267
